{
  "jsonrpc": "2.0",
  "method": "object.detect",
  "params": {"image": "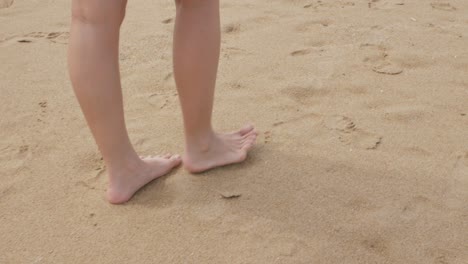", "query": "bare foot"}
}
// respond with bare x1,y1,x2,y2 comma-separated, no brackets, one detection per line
106,154,181,204
183,125,257,173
